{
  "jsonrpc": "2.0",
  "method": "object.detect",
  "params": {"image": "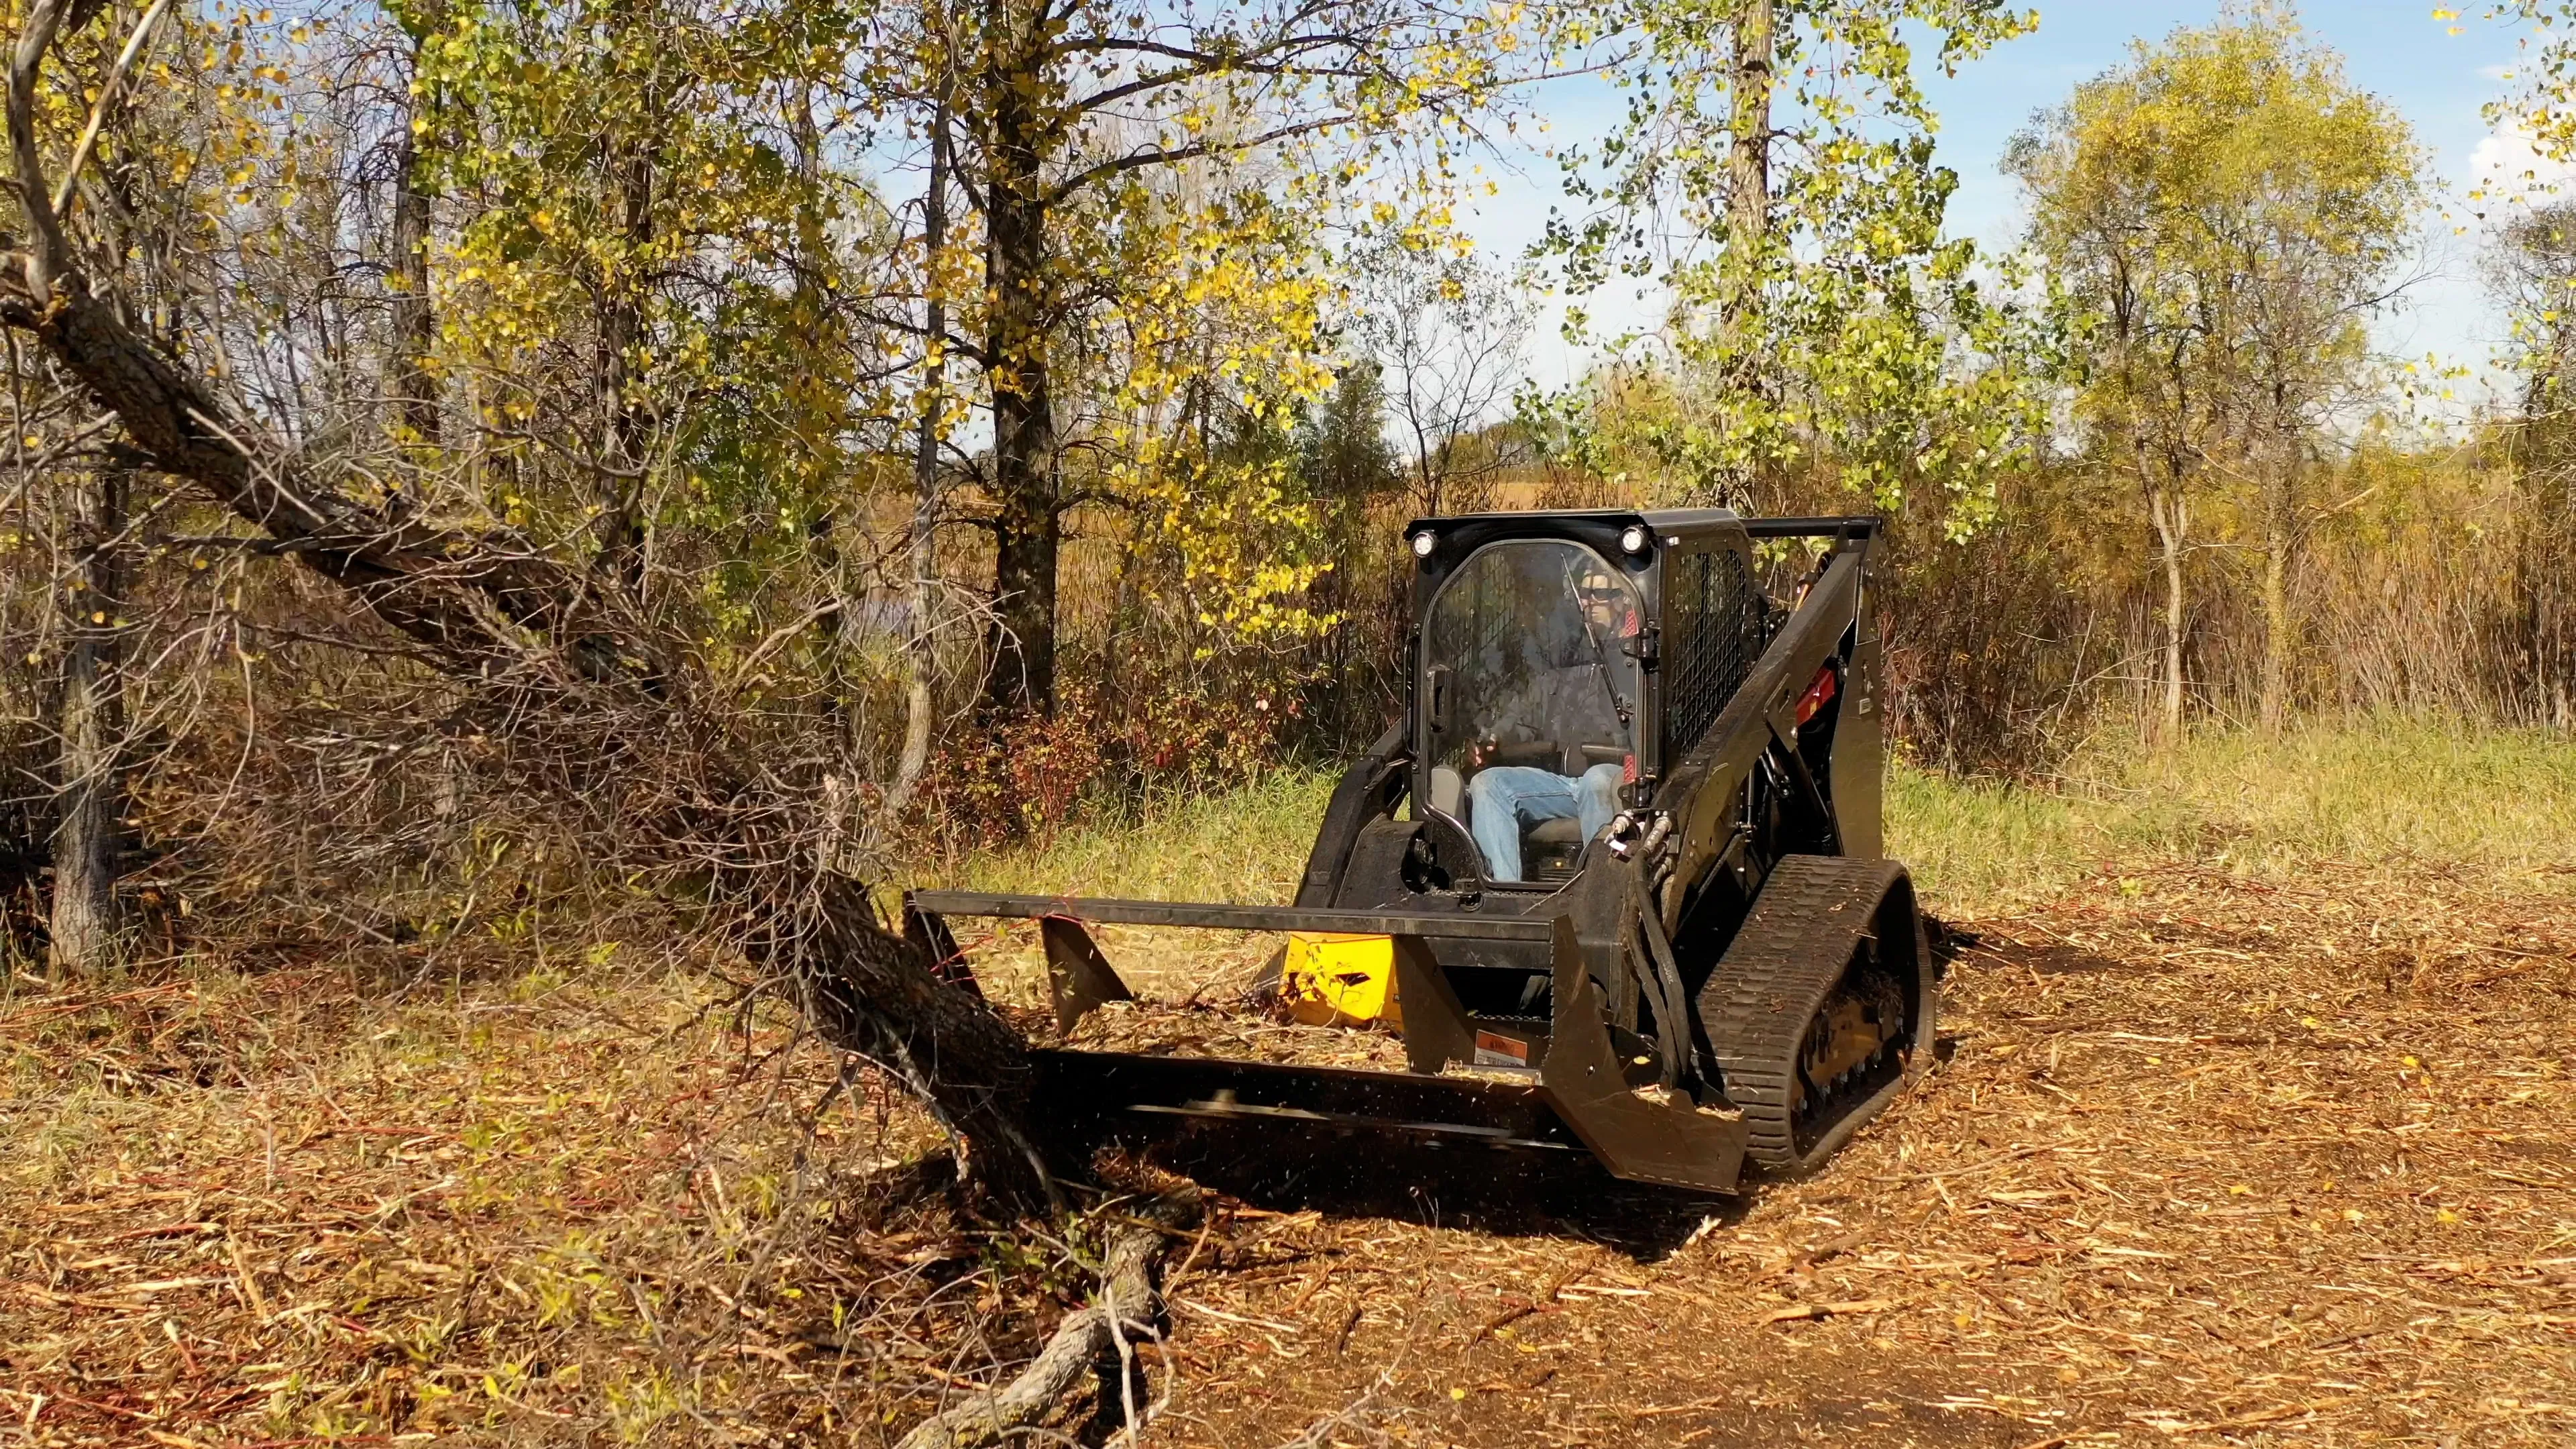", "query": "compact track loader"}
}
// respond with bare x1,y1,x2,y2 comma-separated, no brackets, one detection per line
909,511,1934,1193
